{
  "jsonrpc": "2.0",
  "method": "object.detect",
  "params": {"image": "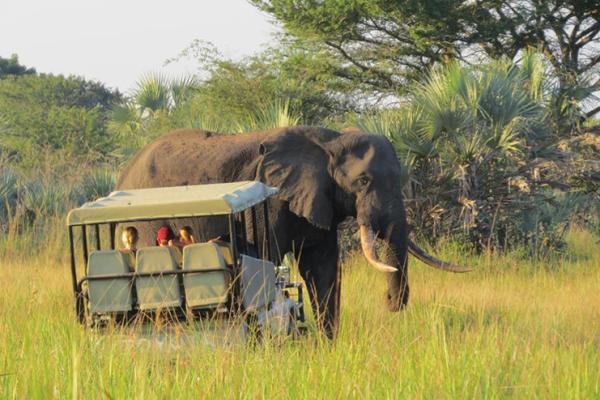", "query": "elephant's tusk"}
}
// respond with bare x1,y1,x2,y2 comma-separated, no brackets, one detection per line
407,239,472,273
359,225,398,273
